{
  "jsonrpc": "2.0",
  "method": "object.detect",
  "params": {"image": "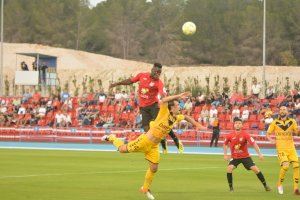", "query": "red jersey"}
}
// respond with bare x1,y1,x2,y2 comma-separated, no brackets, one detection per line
224,131,256,159
130,72,164,108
